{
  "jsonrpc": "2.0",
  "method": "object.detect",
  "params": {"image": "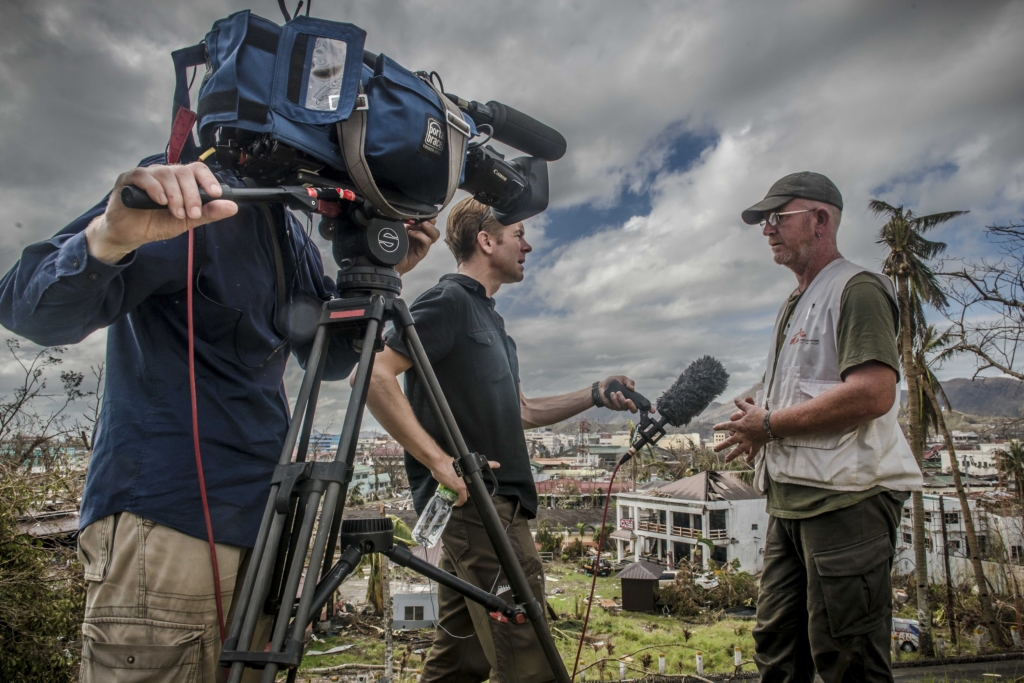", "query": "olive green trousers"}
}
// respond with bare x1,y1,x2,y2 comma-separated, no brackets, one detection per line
753,492,905,683
421,496,556,683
